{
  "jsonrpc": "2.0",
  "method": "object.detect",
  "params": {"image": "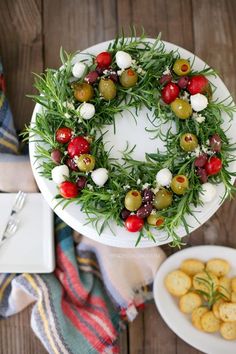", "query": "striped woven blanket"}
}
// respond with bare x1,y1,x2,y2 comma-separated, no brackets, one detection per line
0,61,19,154
0,218,120,353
